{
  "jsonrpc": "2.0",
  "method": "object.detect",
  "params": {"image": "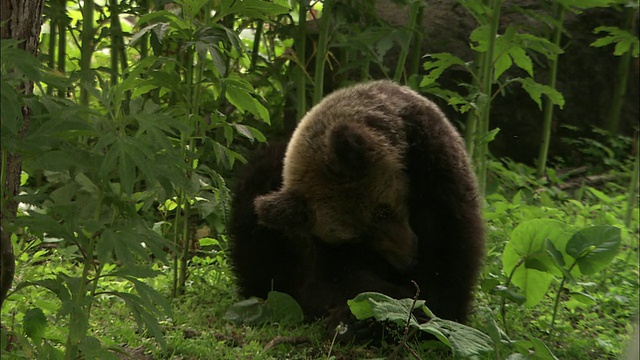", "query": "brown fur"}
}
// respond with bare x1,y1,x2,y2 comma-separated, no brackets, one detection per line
230,81,484,341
